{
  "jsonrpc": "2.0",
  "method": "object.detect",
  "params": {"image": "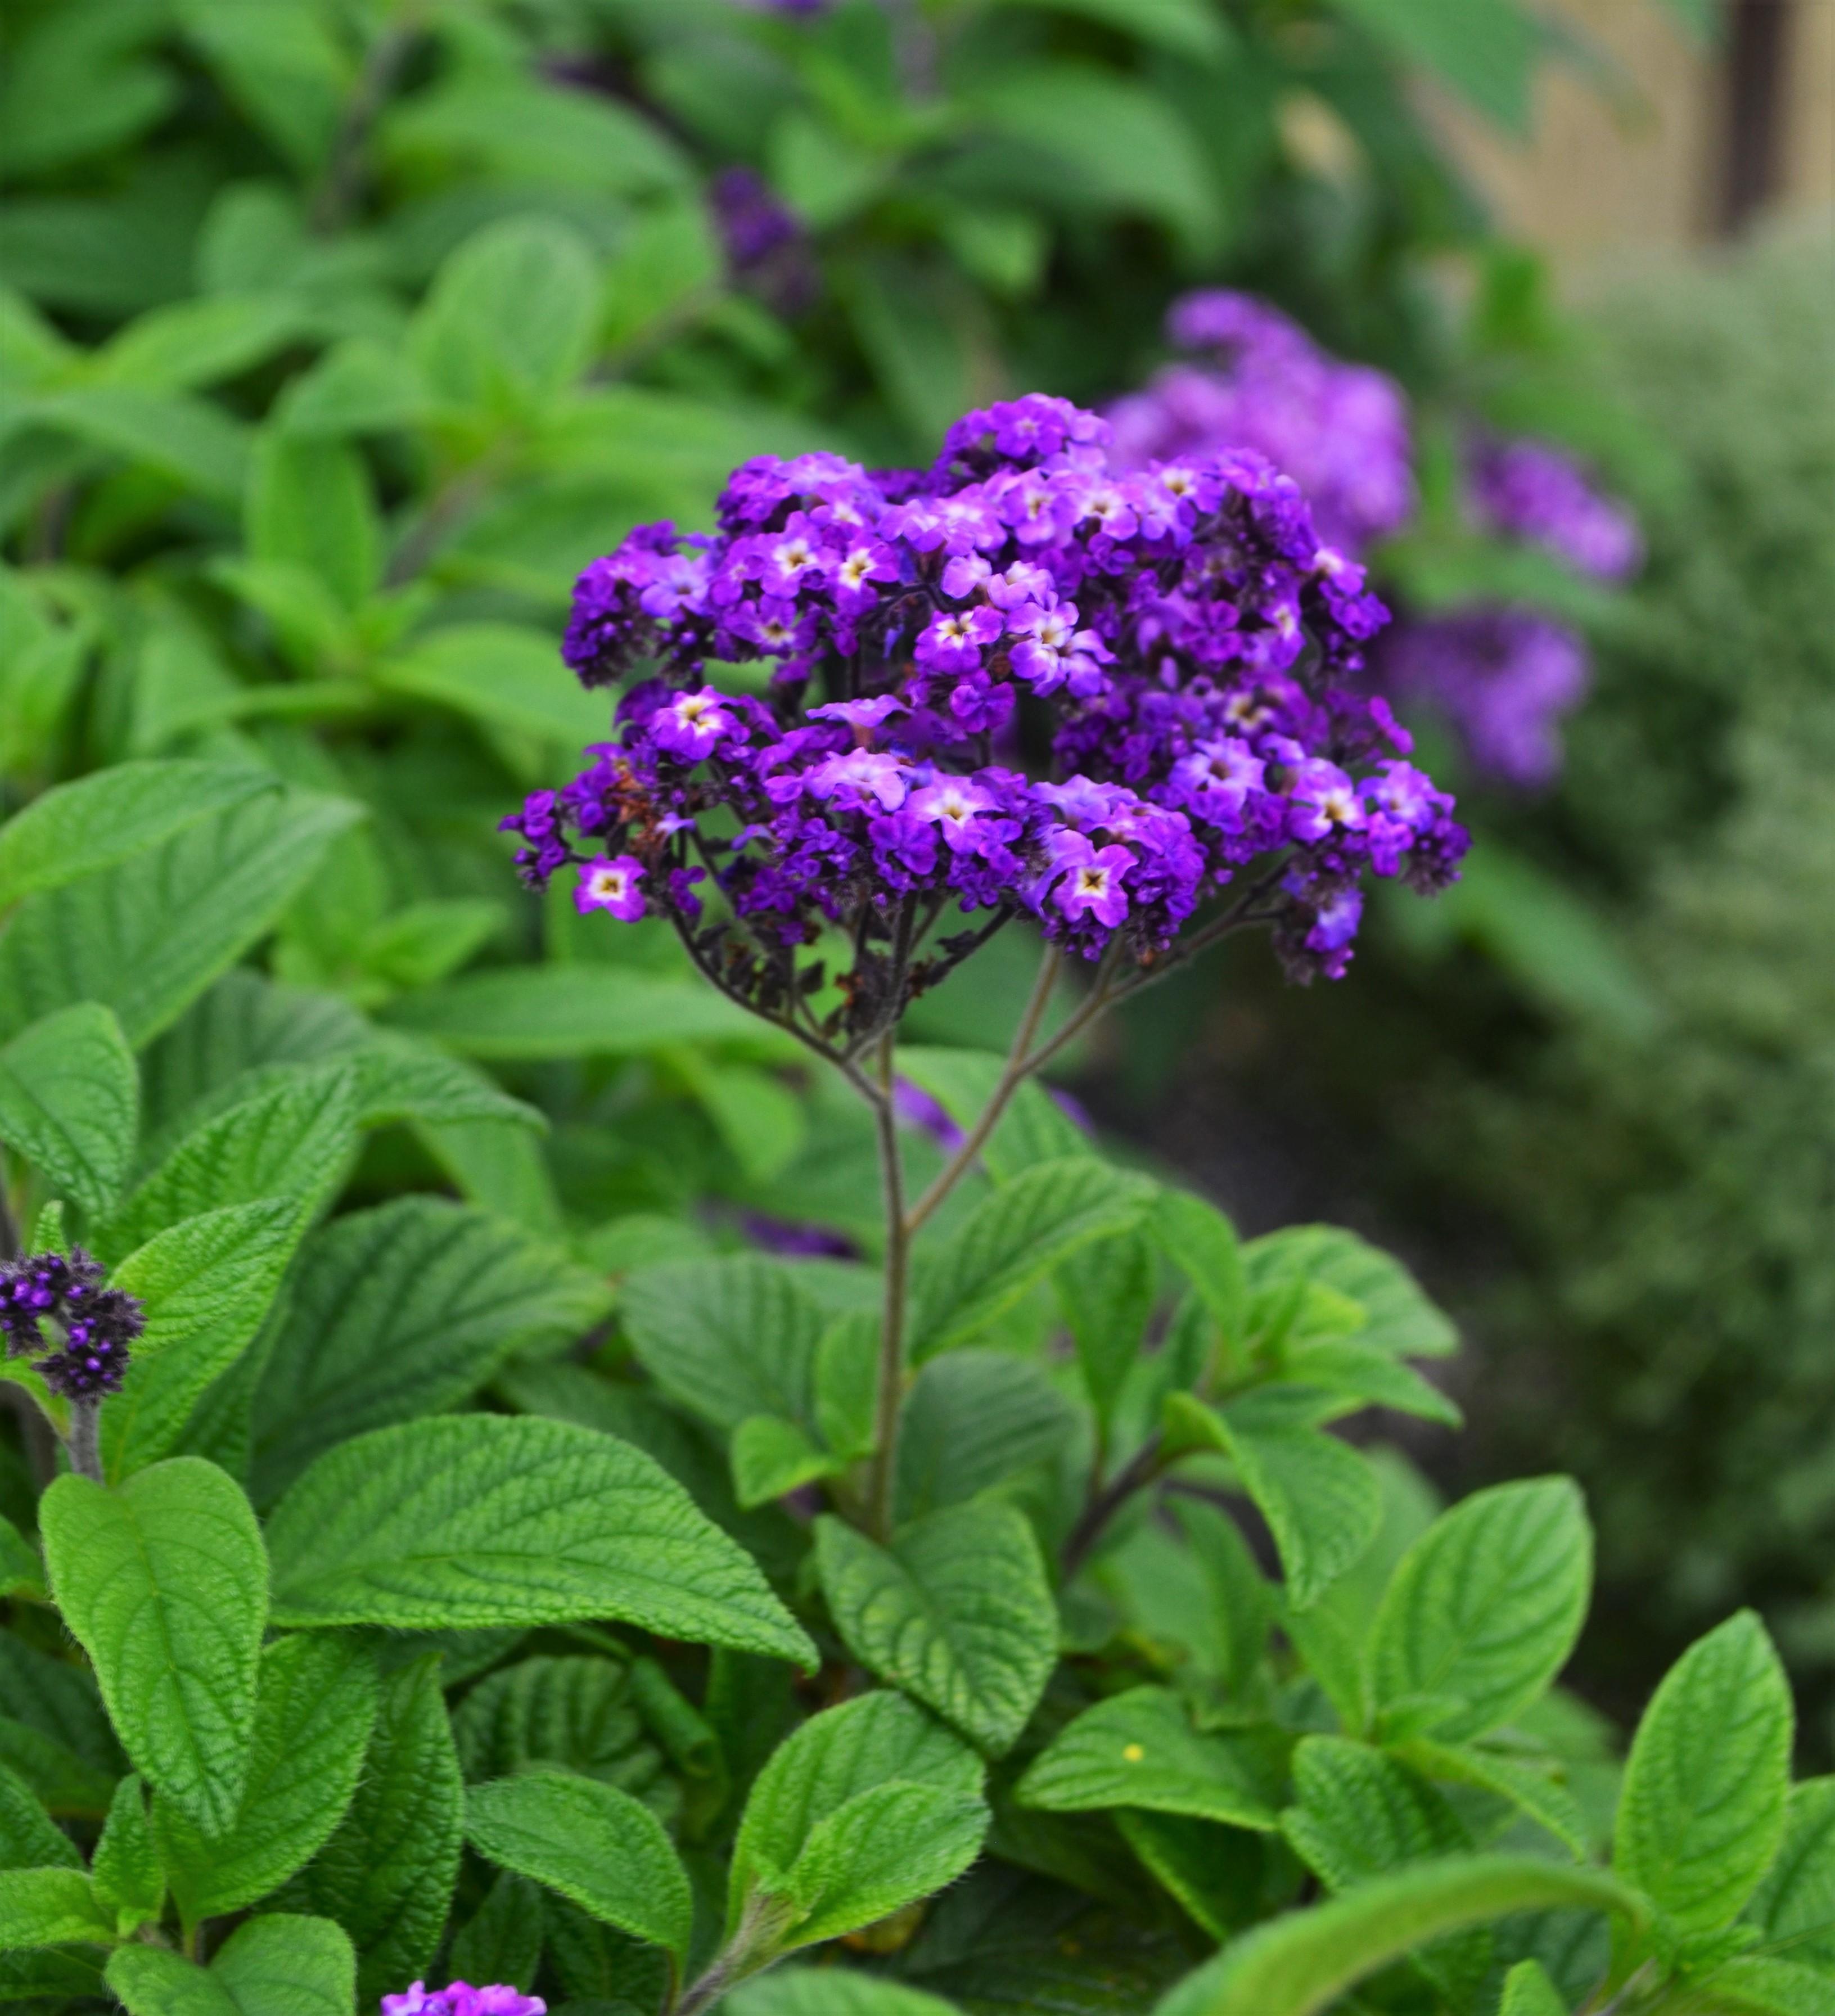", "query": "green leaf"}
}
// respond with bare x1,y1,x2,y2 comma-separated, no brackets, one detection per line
372,624,611,751
1695,1956,1835,2015
0,1760,81,1868
448,1872,543,1997
733,1416,839,1509
779,1777,991,1951
154,1634,377,1928
729,1691,984,1933
894,1350,1077,1521
24,386,251,502
817,1503,1057,1755
450,1655,668,1804
1331,0,1544,133
909,1157,1156,1359
40,1458,265,1834
725,1970,961,2016
815,1311,878,1463
0,1868,114,1949
466,1769,692,1966
1056,1228,1157,1426
0,789,365,1047
384,962,769,1059
246,431,380,611
0,762,271,913
1191,1400,1382,1609
0,1003,137,1214
992,0,1231,60
106,1945,238,2016
1499,1959,1566,2016
1149,1189,1245,1348
107,1912,355,2016
97,1060,356,1262
267,1414,815,1665
1368,1478,1593,1743
89,292,307,395
1284,1341,1462,1428
91,1775,163,1934
1016,1688,1284,1831
622,1255,824,1436
284,1654,461,2004
1281,1737,1466,1890
1393,1736,1589,1859
250,1197,611,1504
1616,1610,1793,1936
103,1198,301,1480
1745,1777,1835,1968
0,1632,124,1819
407,217,602,415
1242,1226,1457,1359
1154,1856,1649,2016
